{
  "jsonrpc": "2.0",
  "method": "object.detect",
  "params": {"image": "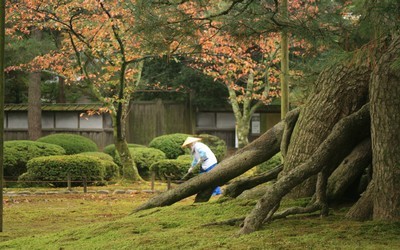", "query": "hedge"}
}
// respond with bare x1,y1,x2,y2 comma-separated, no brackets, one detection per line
148,133,191,159
19,155,106,187
4,140,66,180
78,152,120,181
129,147,166,180
37,133,98,155
103,143,145,166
